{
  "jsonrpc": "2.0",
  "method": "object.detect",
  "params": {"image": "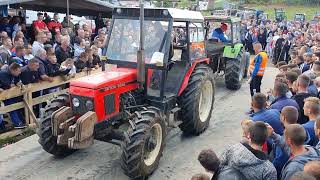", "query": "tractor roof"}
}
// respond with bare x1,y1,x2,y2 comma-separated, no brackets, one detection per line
204,15,241,23
113,7,204,22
